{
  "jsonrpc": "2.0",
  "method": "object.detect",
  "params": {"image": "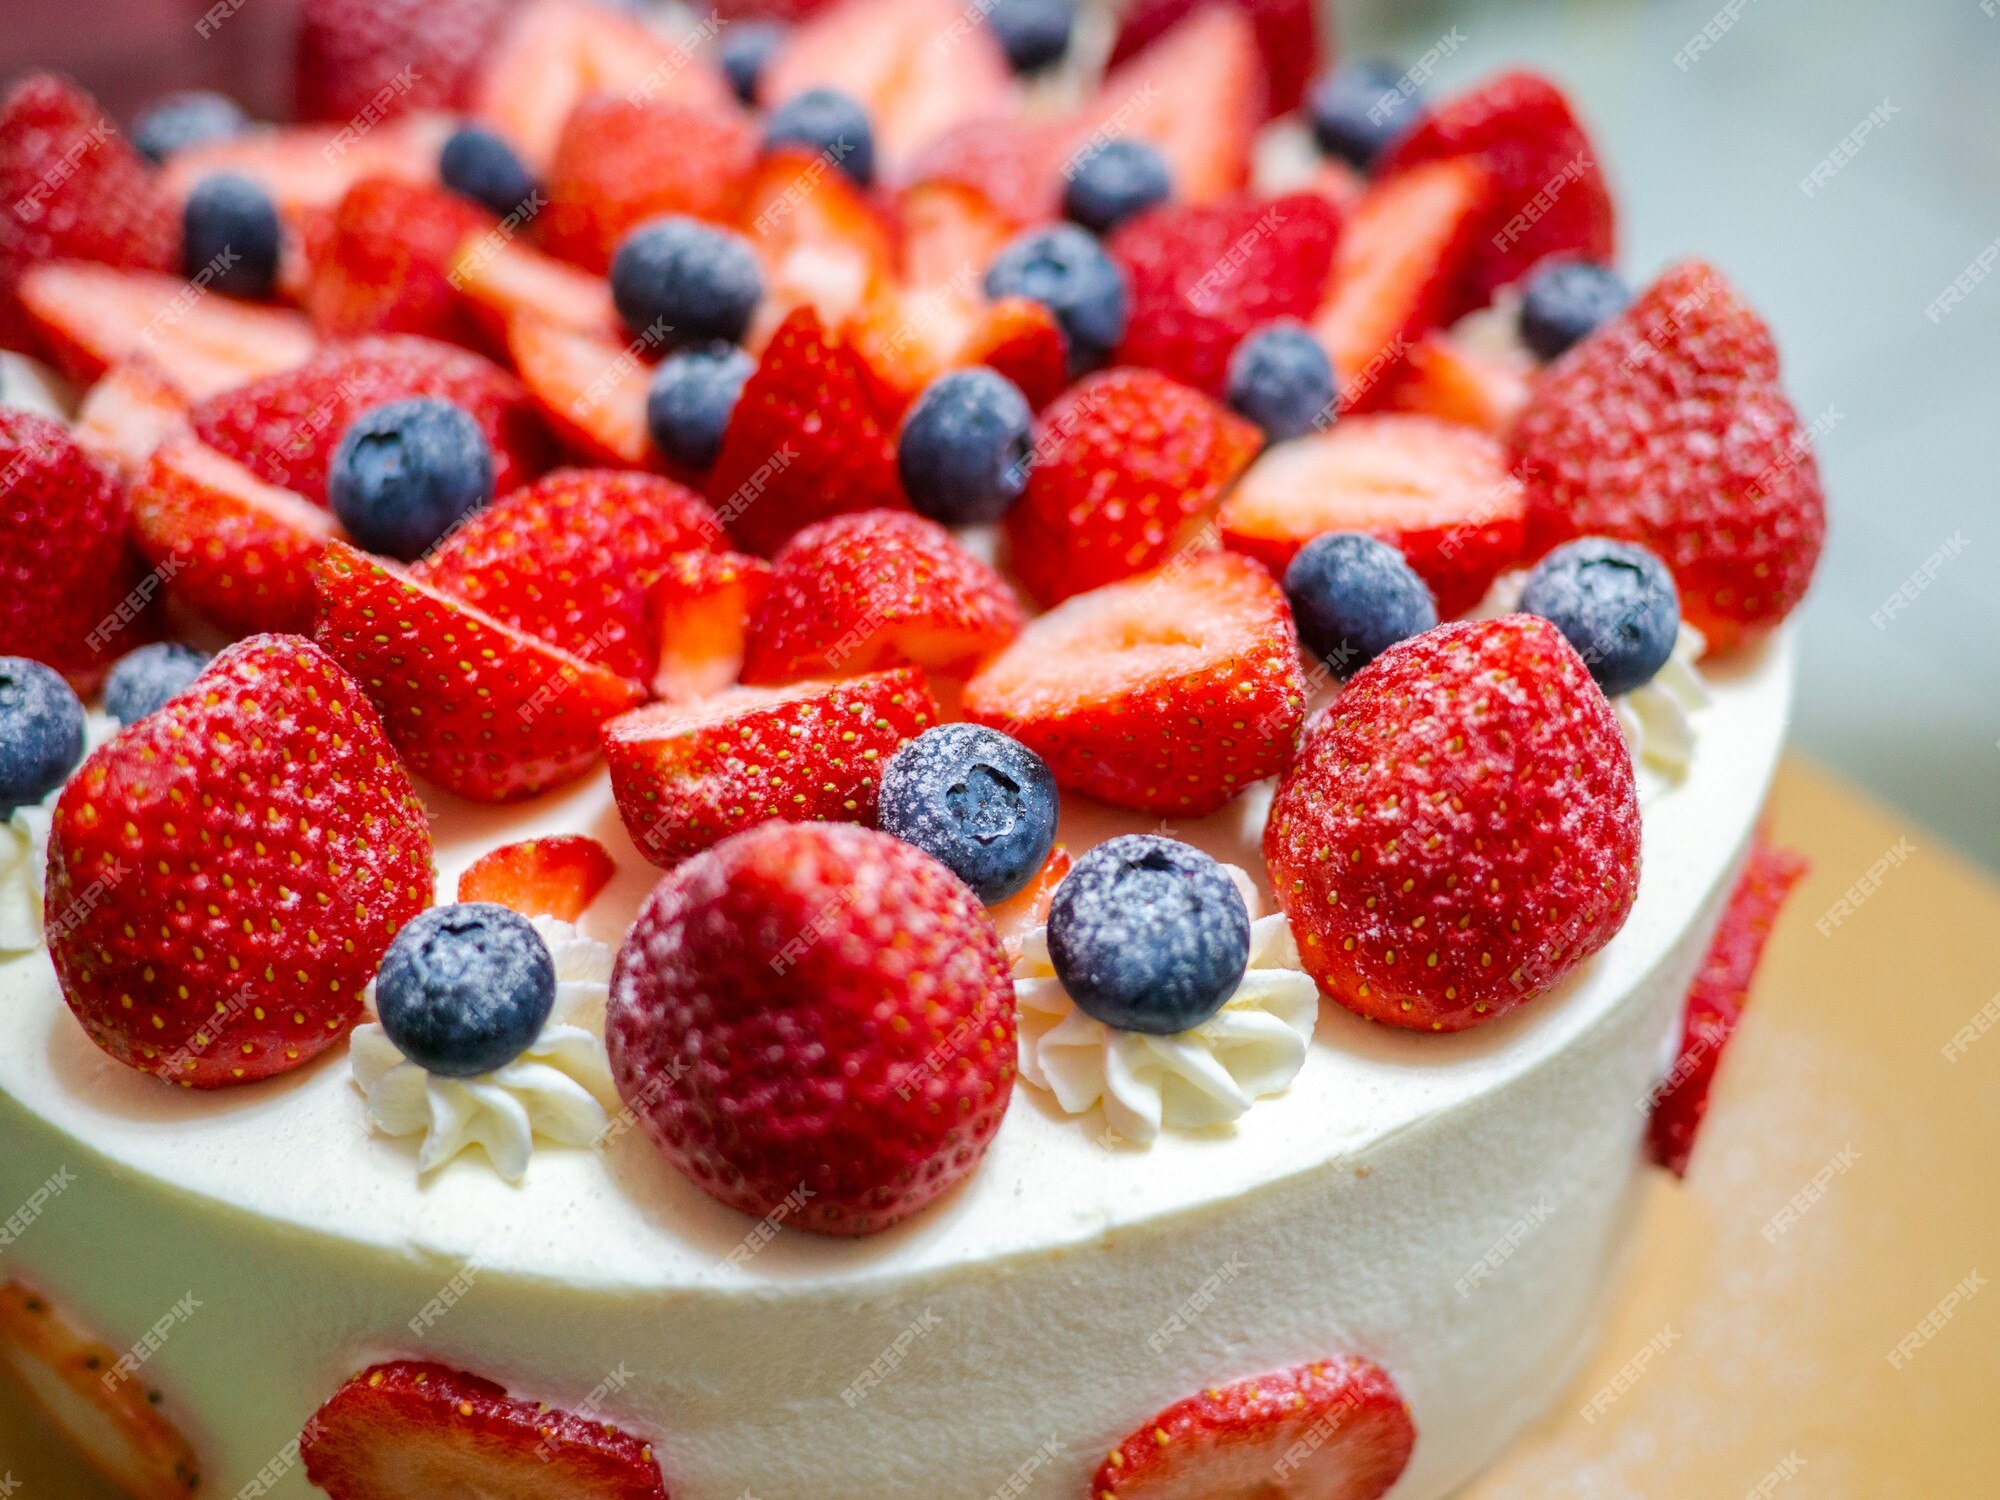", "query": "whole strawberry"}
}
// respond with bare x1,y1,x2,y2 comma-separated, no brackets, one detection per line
1266,614,1640,1031
606,821,1015,1235
46,636,434,1086
1513,259,1826,650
